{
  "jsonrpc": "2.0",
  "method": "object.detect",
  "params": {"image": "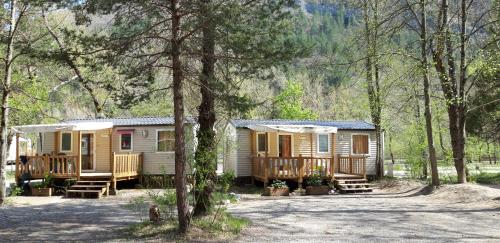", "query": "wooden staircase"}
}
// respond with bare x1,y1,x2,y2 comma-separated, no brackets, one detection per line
335,178,373,194
66,180,111,199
